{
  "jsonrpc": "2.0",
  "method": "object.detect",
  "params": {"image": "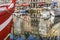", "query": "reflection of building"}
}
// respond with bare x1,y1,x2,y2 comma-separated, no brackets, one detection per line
30,13,40,34
17,0,30,4
0,0,10,4
16,0,53,8
22,15,32,32
30,0,53,8
30,0,38,8
57,0,60,6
